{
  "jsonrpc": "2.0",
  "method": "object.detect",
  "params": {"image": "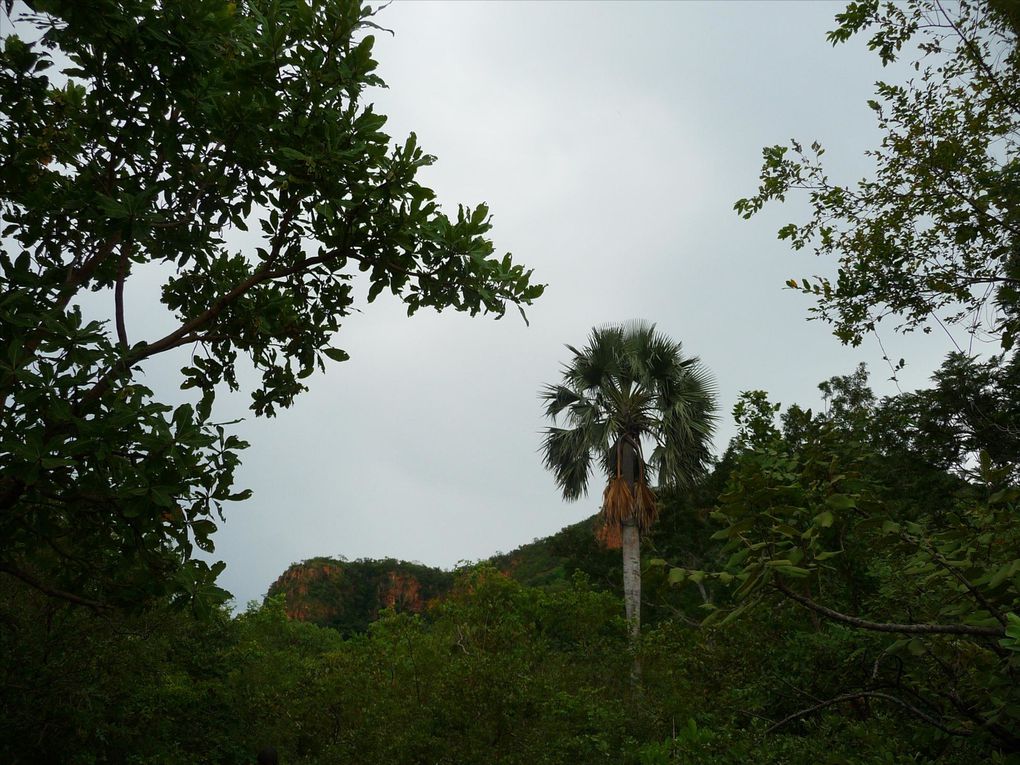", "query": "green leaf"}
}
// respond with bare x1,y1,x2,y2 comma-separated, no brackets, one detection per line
322,348,350,363
191,519,217,538
825,493,855,510
775,565,811,577
814,510,834,528
150,487,174,508
882,520,901,535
